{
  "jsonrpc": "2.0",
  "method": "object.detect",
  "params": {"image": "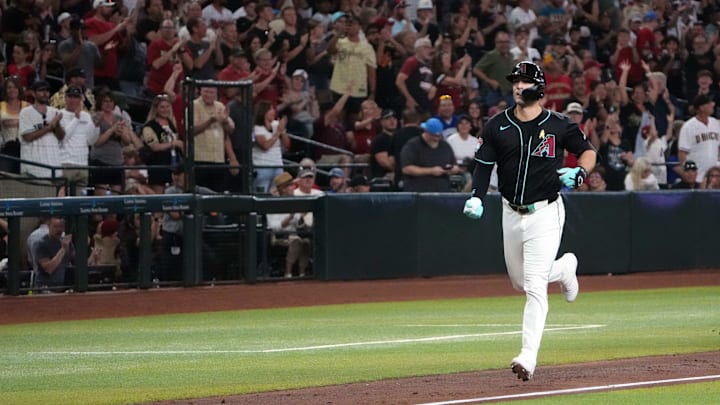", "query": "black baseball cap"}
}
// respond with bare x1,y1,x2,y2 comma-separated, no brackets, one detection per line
683,160,698,171
66,67,86,79
31,80,50,91
349,175,369,187
381,109,396,119
66,86,83,97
